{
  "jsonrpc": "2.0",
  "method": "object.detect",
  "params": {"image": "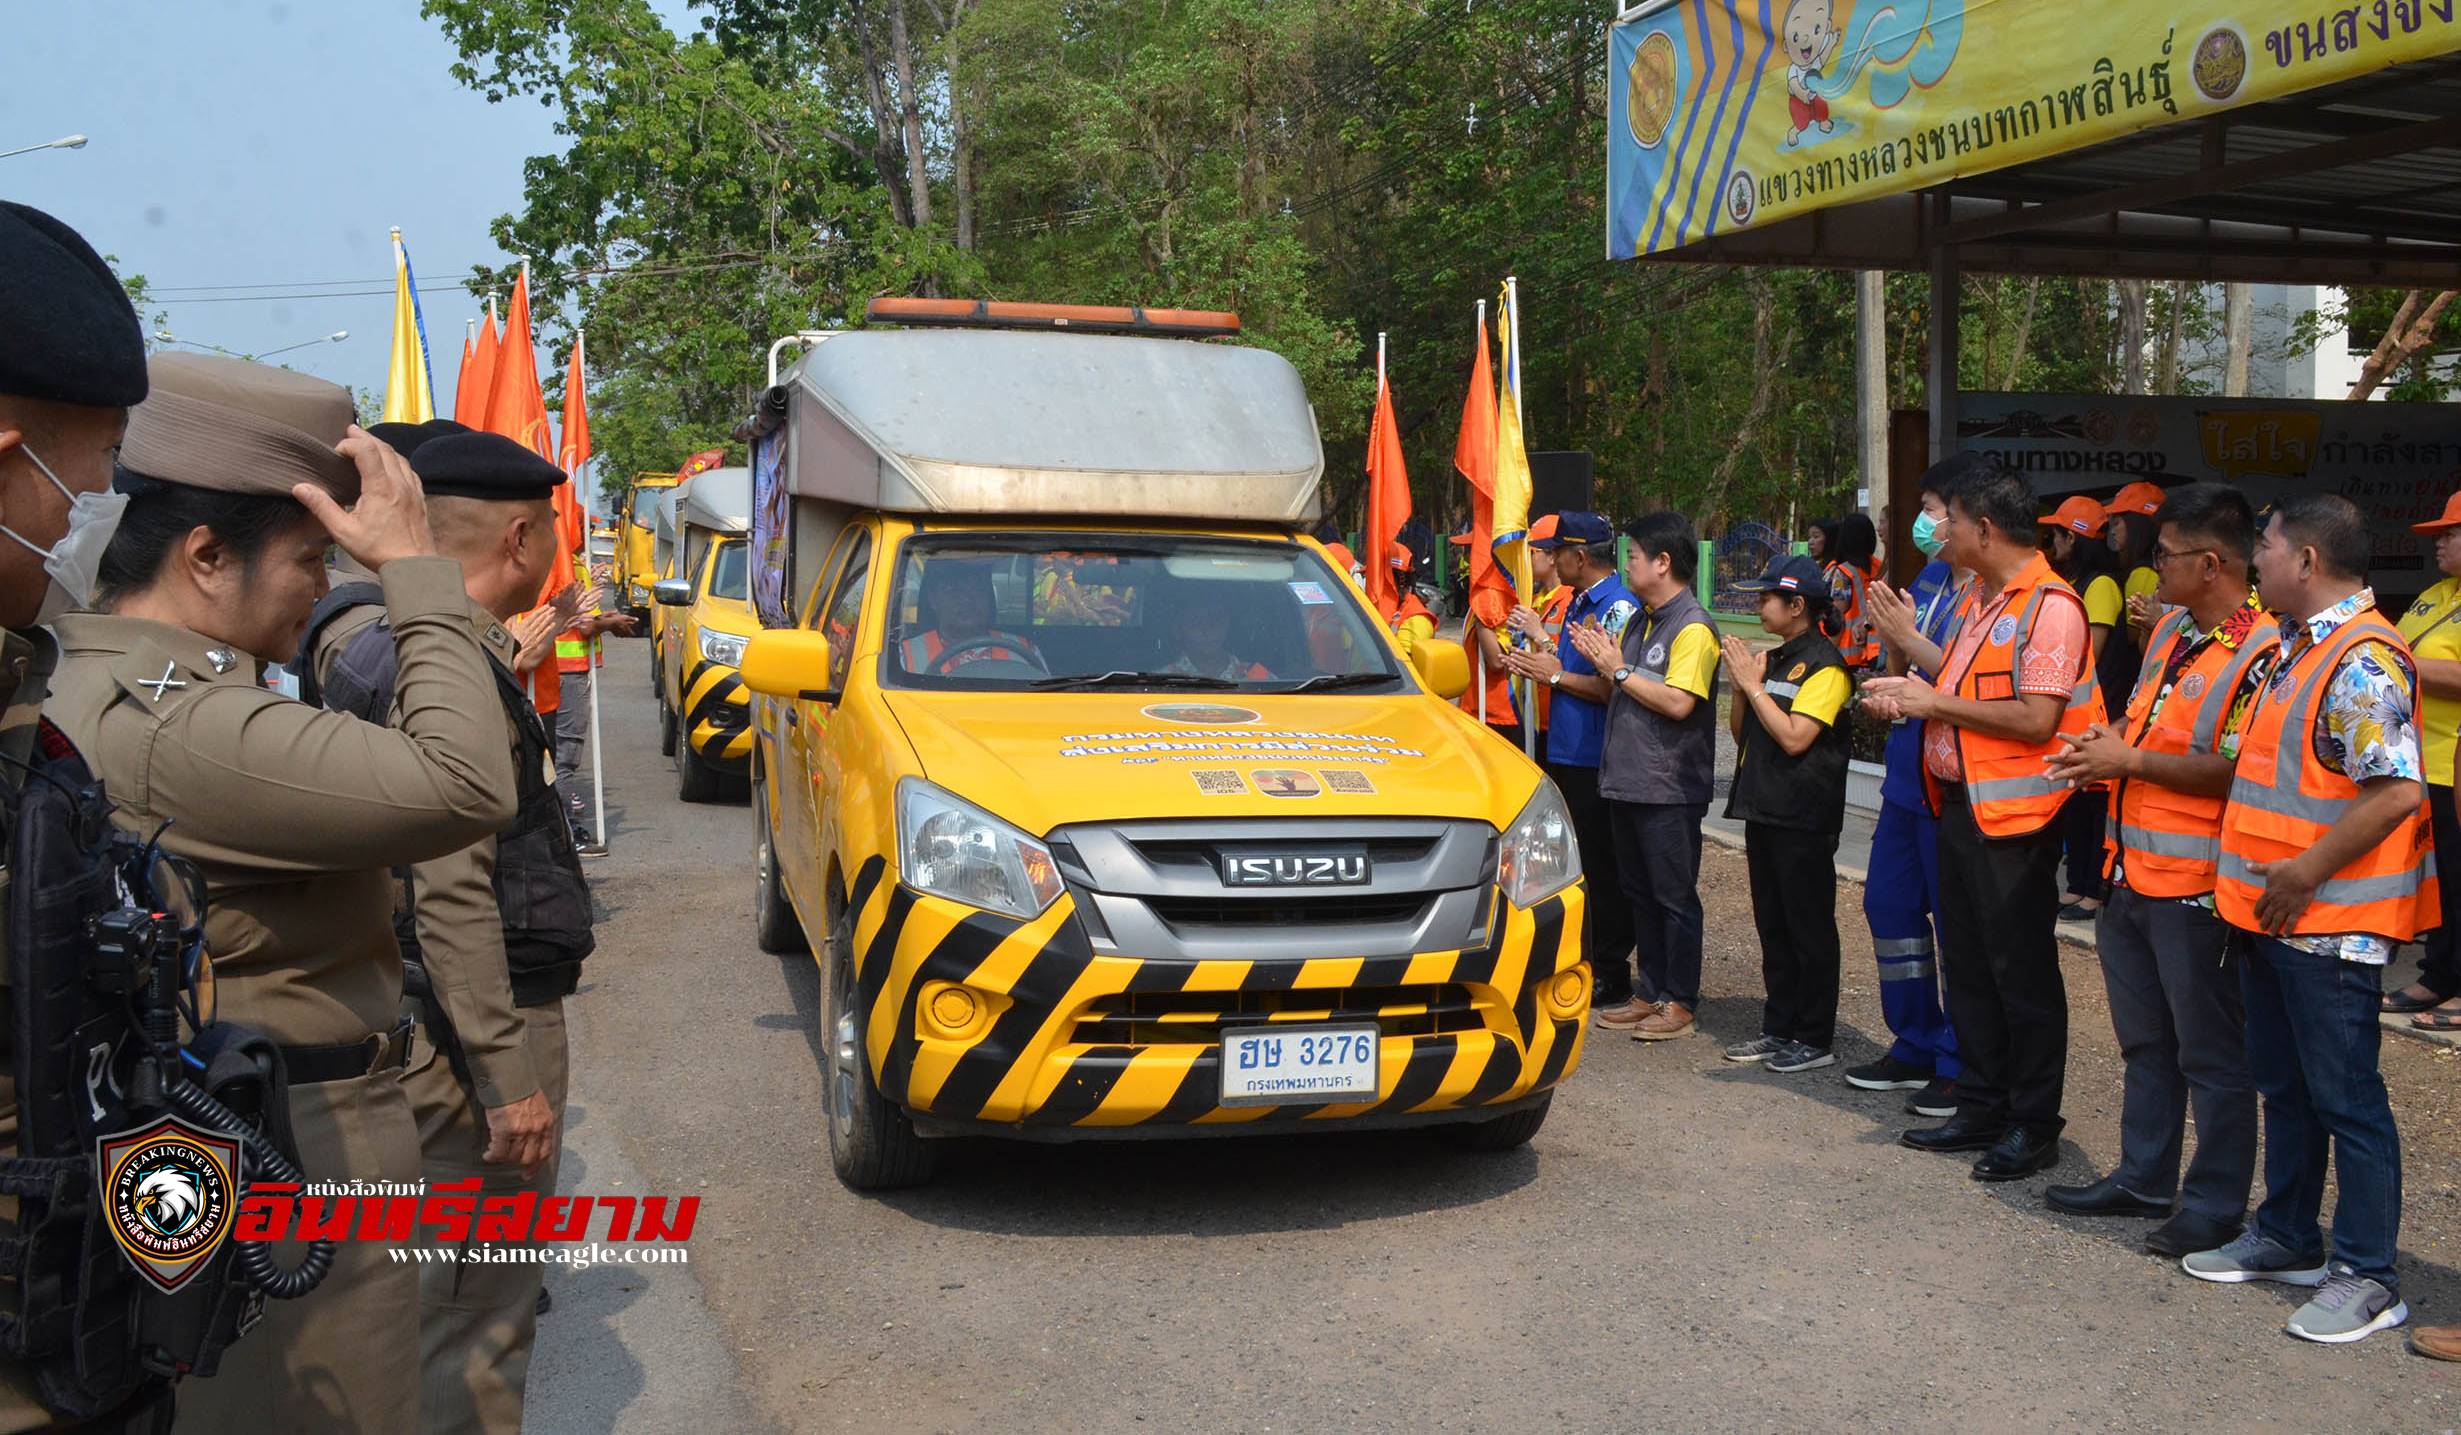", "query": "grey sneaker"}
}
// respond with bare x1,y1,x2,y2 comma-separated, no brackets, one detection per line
2287,1268,2408,1344
1766,1041,1837,1074
2180,1230,2330,1286
1723,1034,1784,1063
